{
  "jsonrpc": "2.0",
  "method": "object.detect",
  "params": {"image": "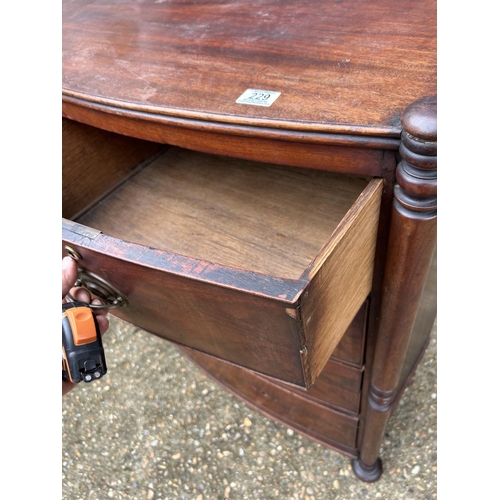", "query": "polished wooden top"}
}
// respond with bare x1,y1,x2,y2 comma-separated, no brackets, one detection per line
62,0,436,138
